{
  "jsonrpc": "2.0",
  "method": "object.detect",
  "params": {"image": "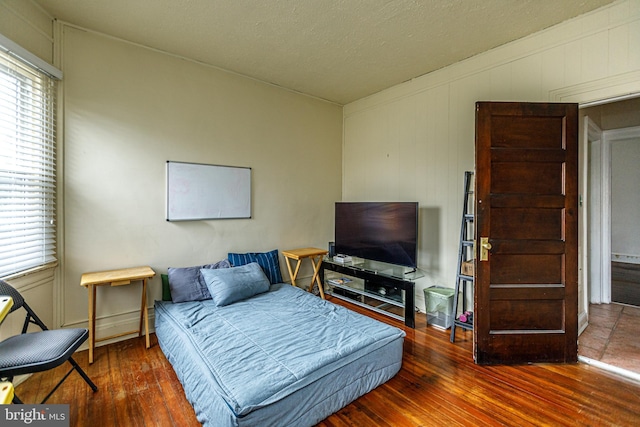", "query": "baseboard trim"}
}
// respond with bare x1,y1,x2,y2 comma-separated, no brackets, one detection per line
578,355,640,385
68,308,156,352
612,254,640,265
